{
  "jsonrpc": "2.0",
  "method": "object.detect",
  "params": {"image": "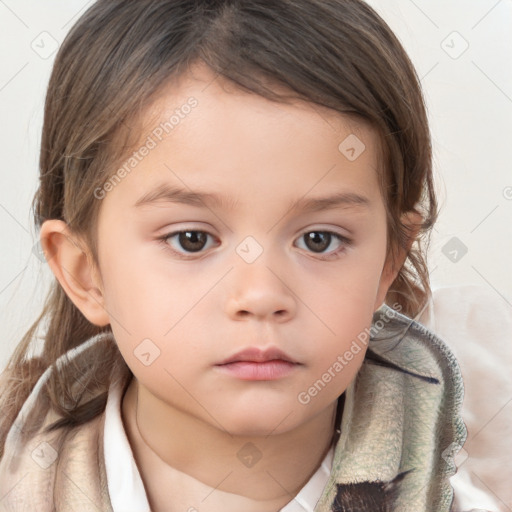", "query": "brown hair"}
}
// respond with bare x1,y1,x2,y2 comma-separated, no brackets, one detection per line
0,0,437,458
